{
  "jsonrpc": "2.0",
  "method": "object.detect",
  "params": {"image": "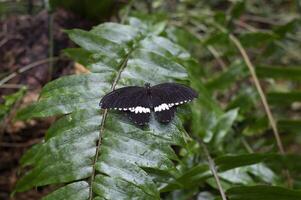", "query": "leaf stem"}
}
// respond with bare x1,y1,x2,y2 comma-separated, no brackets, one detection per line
88,50,132,200
197,137,227,200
